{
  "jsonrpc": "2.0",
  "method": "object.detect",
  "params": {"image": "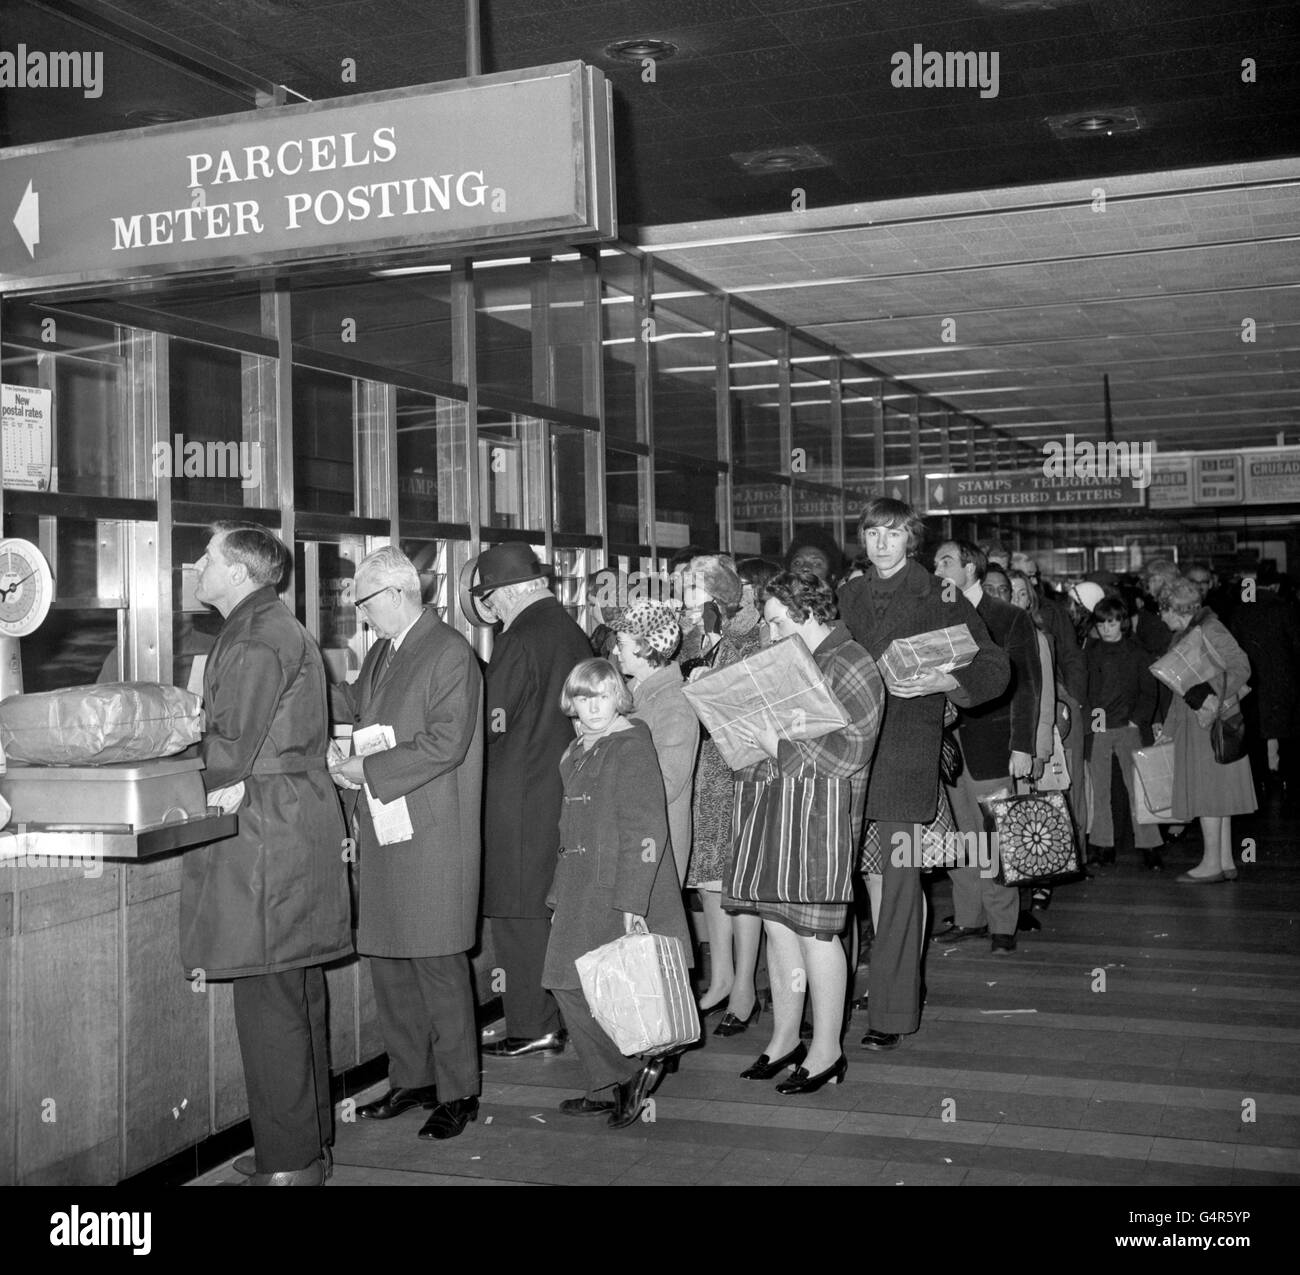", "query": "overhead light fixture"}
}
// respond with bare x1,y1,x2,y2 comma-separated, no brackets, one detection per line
731,144,831,174
604,37,678,62
371,263,453,277
1046,108,1143,138
124,107,189,125
977,0,1071,11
